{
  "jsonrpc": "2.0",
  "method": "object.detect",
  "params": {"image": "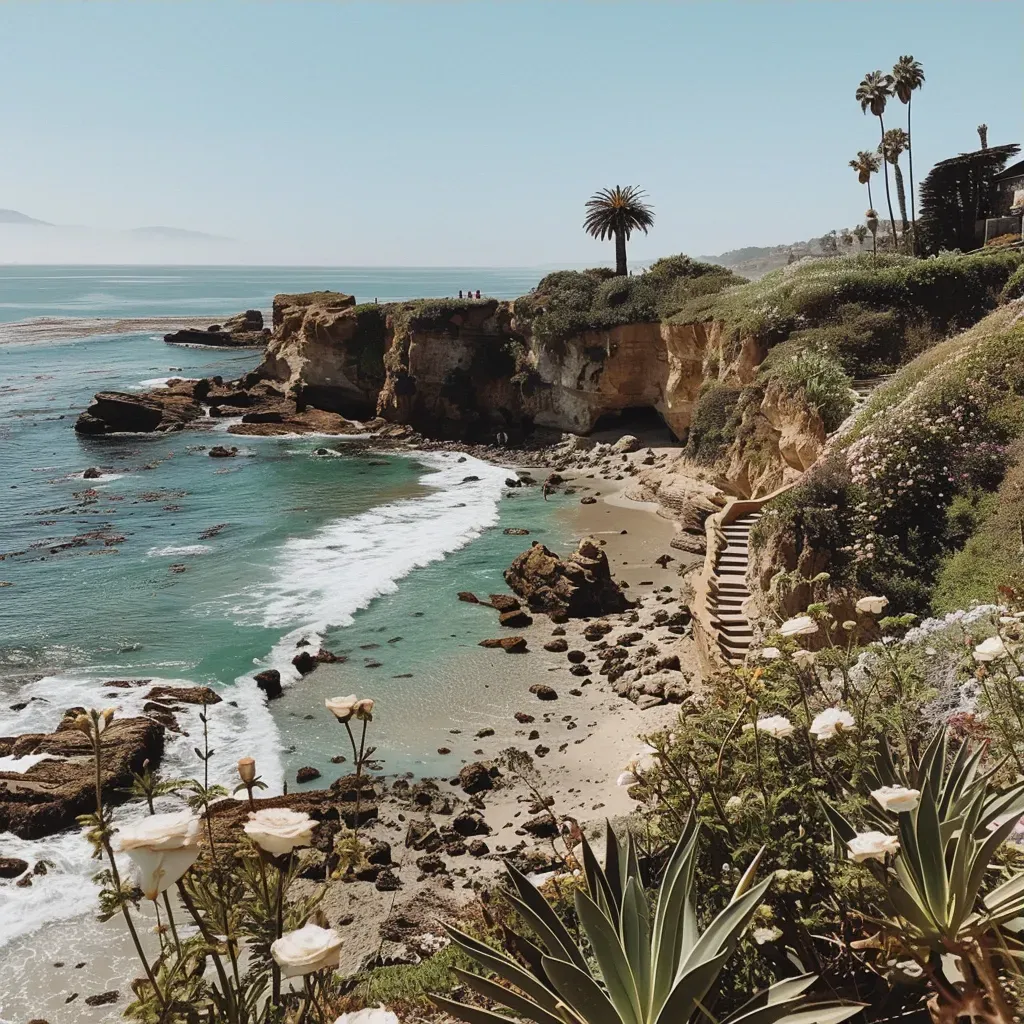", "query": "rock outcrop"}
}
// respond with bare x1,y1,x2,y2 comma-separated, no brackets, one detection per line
165,309,269,347
504,538,632,618
74,389,203,435
0,712,165,839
